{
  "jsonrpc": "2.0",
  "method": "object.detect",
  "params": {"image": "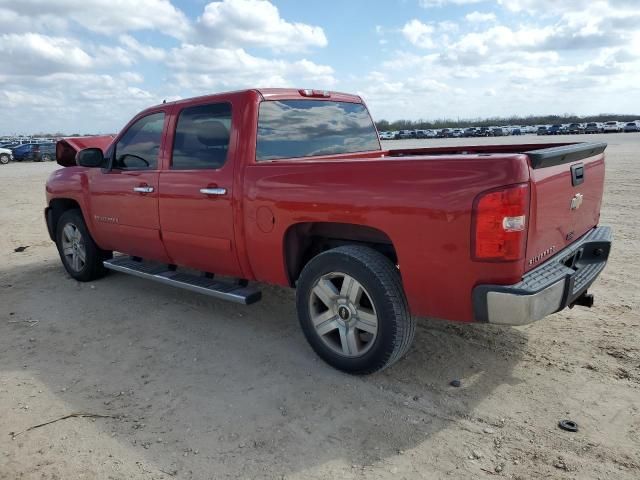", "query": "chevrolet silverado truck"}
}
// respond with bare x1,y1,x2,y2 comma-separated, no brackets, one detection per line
45,88,612,374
